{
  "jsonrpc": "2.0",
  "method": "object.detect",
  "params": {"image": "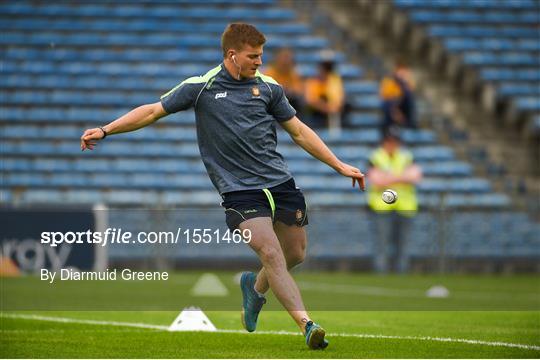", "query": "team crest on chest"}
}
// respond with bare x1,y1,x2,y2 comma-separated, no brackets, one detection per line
251,86,260,97
295,209,303,223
